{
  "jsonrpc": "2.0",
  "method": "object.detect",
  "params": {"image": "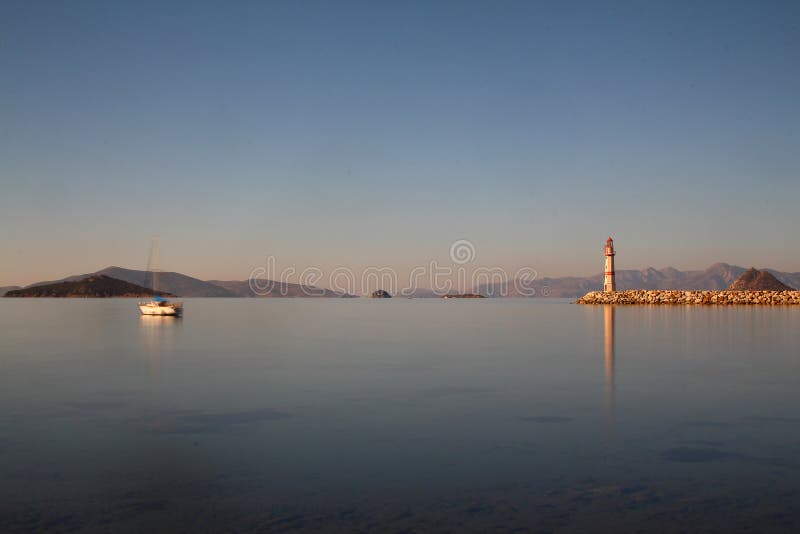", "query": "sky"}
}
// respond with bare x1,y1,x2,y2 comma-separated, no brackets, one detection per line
1,0,799,287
